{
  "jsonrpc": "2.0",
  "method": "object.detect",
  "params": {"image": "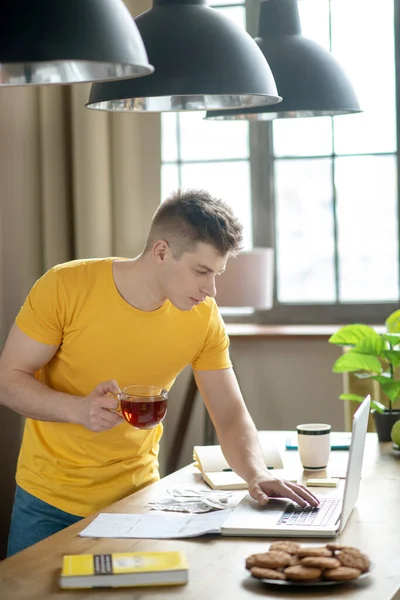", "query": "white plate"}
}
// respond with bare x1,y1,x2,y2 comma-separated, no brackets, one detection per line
258,564,373,587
